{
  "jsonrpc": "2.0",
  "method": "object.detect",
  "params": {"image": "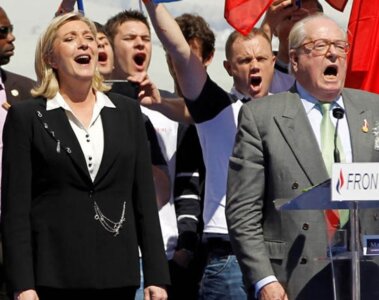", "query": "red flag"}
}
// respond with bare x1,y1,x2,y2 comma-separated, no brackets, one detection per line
345,0,379,94
225,0,273,35
325,0,348,12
